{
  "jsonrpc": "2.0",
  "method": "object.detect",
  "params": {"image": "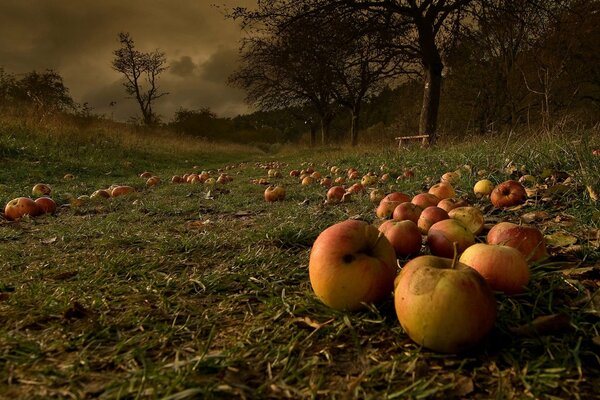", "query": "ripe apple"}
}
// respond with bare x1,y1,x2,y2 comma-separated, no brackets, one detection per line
369,189,386,204
330,166,340,175
428,182,456,200
427,219,476,258
320,177,332,187
91,189,111,200
403,169,415,179
171,175,183,183
140,171,153,179
111,185,135,197
32,183,51,197
146,176,160,186
473,179,495,198
379,219,422,258
411,193,440,209
309,219,397,311
448,206,485,235
198,172,210,183
394,254,496,353
361,174,377,186
326,186,346,203
486,222,549,262
437,197,468,213
301,176,315,186
264,185,286,202
311,171,322,180
417,206,449,234
346,183,364,194
490,180,527,208
460,243,530,294
267,169,281,178
392,202,423,224
4,197,42,220
289,169,301,177
377,192,411,219
34,196,57,215
334,177,346,185
380,173,391,182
